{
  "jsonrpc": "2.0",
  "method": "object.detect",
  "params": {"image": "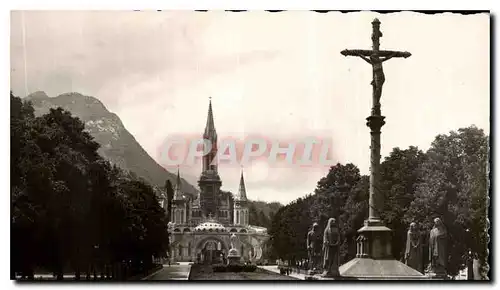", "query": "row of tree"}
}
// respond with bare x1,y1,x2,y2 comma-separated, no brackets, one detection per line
11,93,172,280
268,126,489,279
